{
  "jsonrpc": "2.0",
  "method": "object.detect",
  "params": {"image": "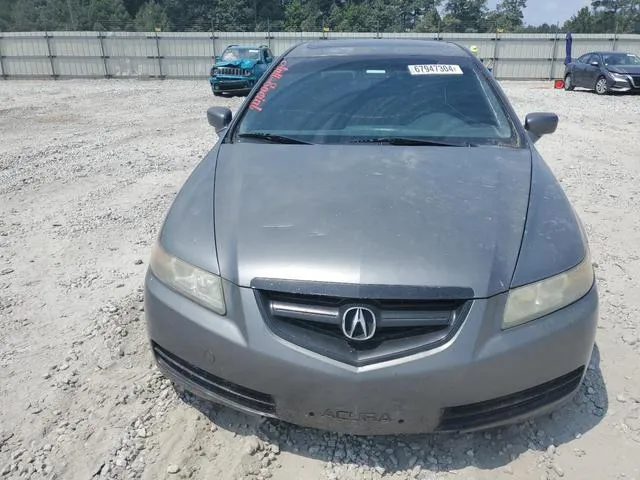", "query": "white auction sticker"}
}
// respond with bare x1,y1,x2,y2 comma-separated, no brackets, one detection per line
408,64,463,75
